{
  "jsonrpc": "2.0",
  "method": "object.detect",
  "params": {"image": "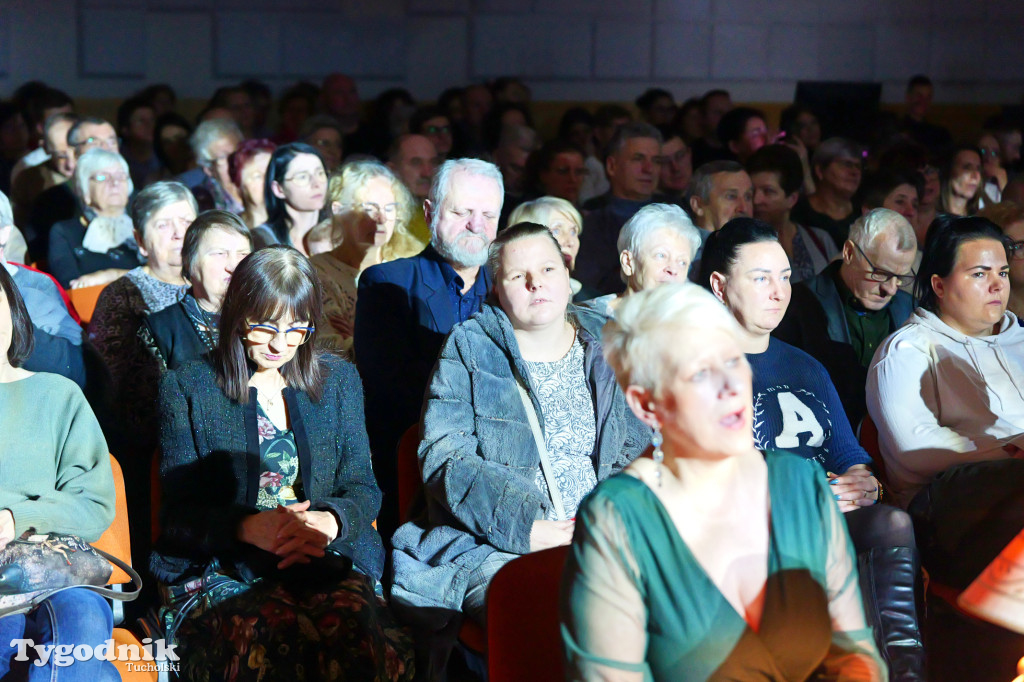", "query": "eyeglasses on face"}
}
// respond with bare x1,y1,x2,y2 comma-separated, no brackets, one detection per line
76,136,118,151
351,202,399,219
246,323,315,346
424,125,452,136
852,241,916,287
90,172,128,185
284,168,328,186
1007,241,1024,260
